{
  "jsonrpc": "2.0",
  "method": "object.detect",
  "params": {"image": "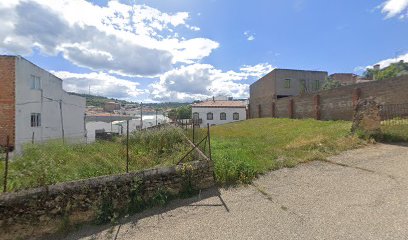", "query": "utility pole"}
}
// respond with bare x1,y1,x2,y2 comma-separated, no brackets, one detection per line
59,100,65,143
156,109,158,126
140,102,143,130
